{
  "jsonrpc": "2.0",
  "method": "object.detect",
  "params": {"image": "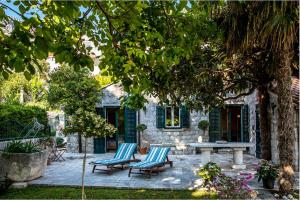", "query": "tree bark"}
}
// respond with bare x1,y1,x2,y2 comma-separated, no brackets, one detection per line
257,84,271,160
78,133,82,153
276,48,295,195
81,138,87,200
